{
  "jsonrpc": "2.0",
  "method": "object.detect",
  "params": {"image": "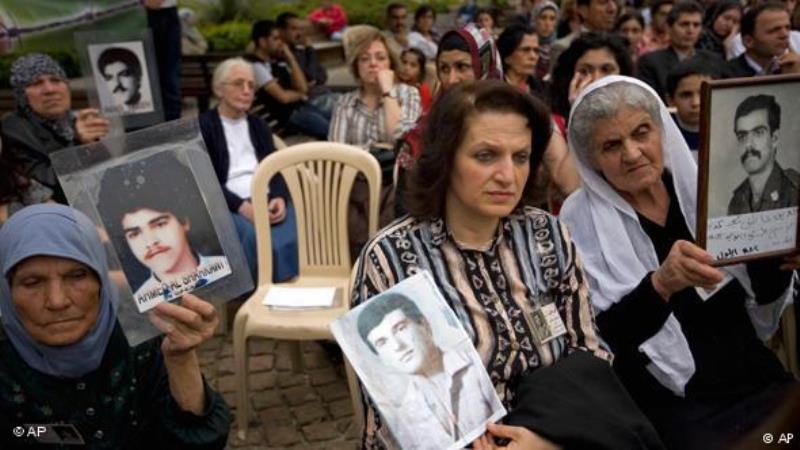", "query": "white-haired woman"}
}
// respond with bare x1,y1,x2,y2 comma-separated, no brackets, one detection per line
199,57,297,282
561,76,798,450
